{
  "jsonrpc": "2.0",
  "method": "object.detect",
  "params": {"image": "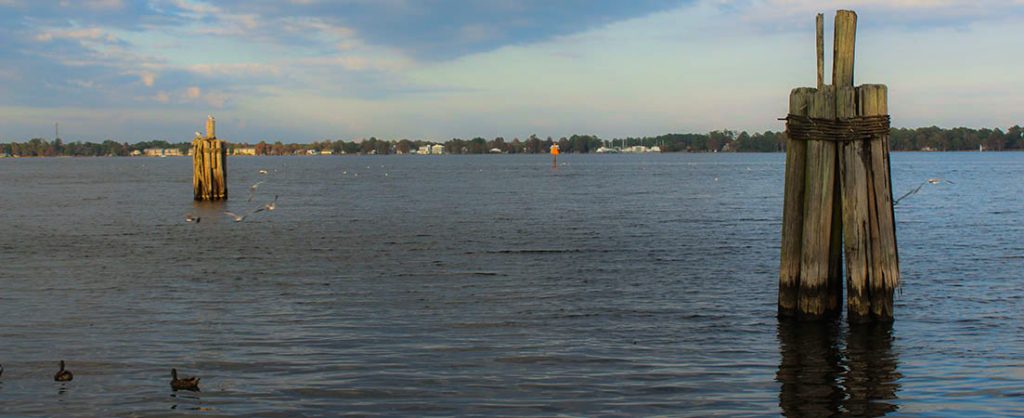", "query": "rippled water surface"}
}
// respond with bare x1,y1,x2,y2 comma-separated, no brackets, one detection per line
0,153,1021,416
